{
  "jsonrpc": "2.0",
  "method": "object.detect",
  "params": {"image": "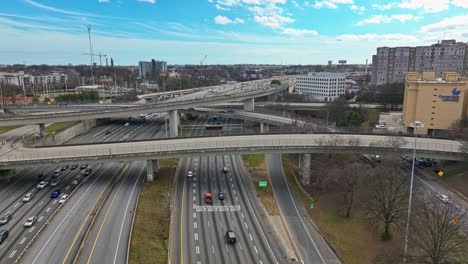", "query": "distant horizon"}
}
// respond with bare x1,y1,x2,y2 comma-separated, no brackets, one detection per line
0,63,370,67
1,1,467,65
